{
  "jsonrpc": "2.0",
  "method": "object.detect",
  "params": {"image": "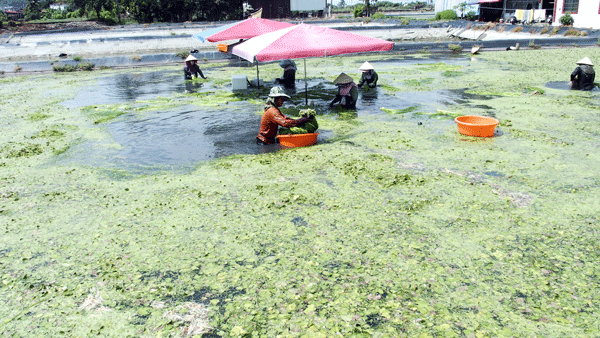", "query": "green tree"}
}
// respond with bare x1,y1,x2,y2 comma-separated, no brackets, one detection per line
129,0,158,23
454,2,467,17
338,0,346,8
24,0,42,20
362,0,377,17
